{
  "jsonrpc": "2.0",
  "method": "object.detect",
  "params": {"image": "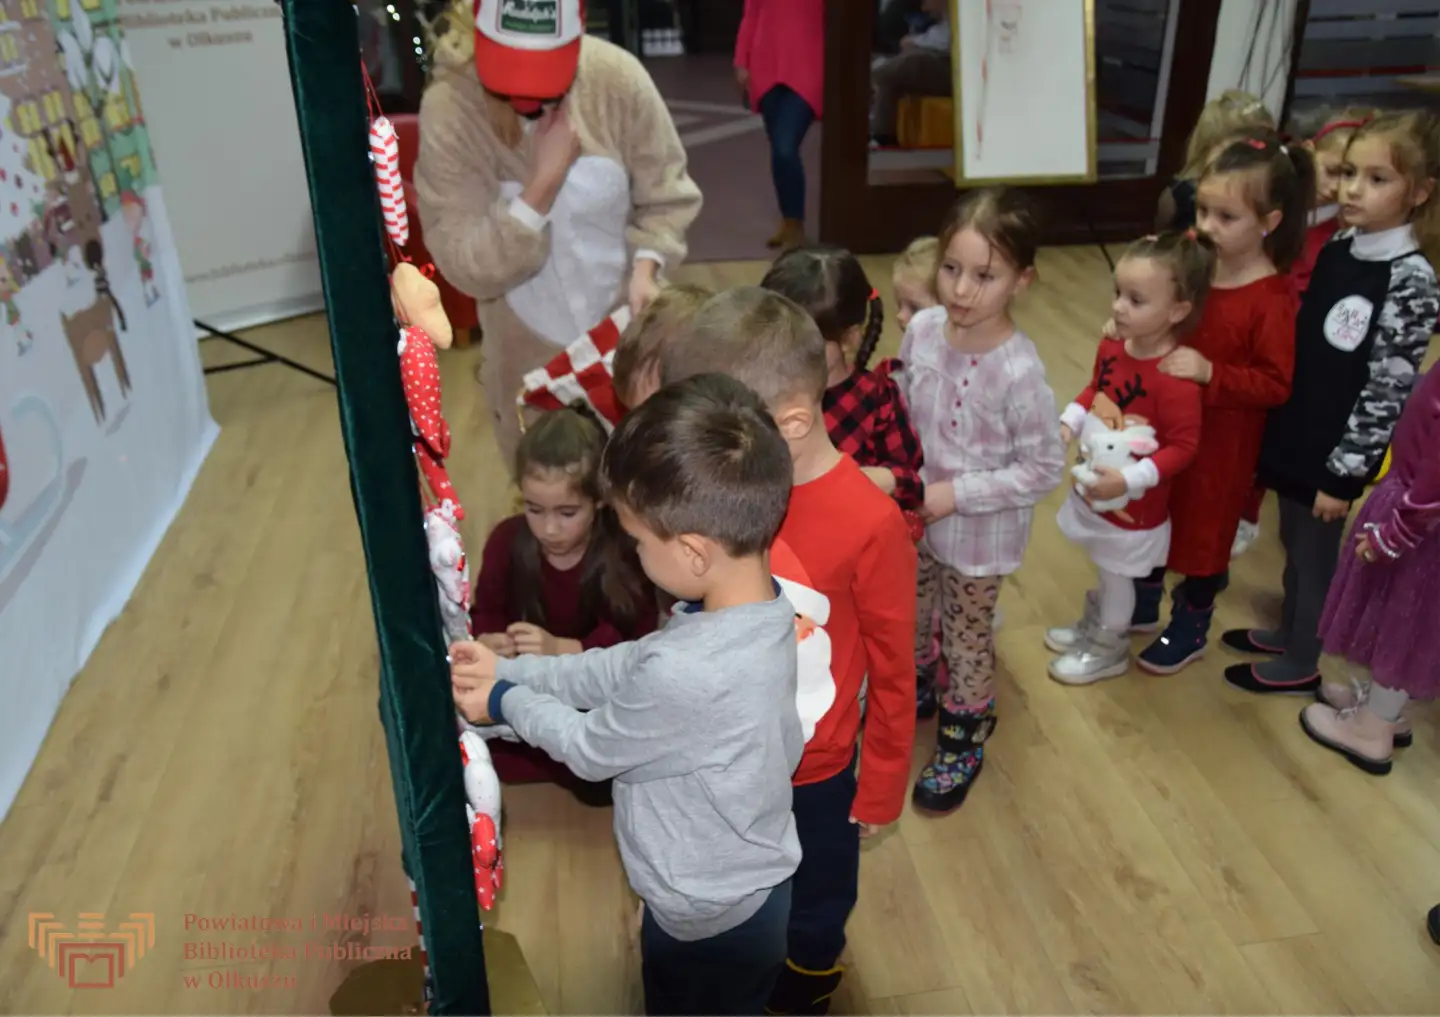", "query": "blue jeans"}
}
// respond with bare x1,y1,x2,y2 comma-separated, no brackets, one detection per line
758,85,815,222
641,880,792,1016
788,758,860,970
